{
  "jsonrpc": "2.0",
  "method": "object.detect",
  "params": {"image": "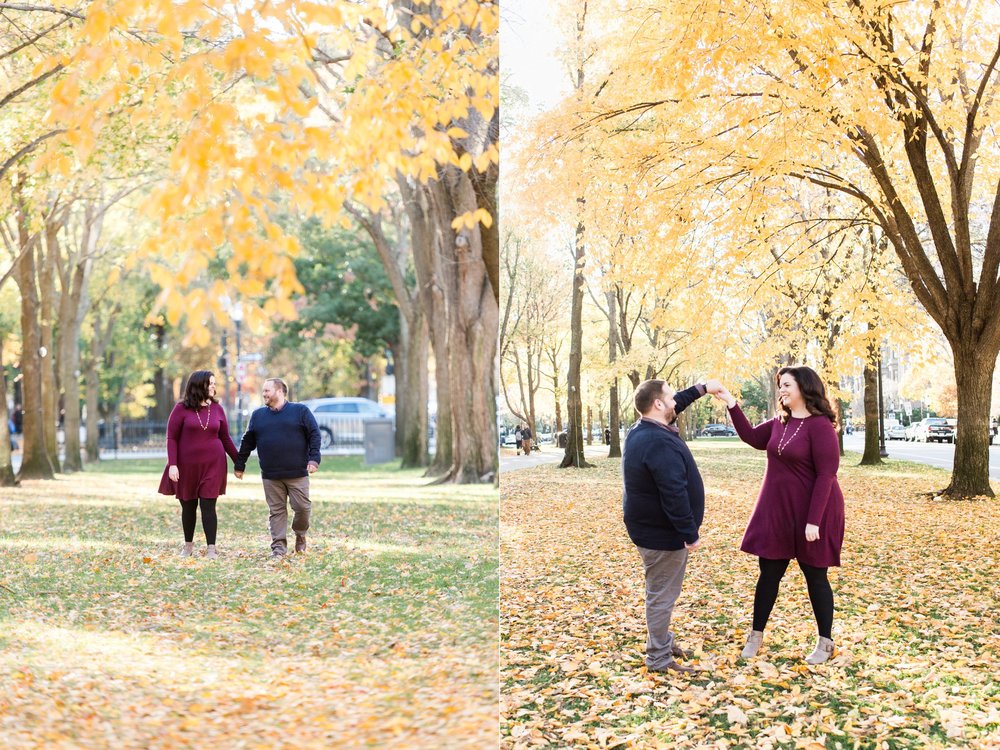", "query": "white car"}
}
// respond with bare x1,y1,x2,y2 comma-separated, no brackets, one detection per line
301,397,394,449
